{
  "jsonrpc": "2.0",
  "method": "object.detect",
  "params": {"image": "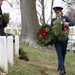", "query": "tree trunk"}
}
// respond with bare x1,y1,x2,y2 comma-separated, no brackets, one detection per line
51,0,54,21
41,0,45,24
20,0,39,48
